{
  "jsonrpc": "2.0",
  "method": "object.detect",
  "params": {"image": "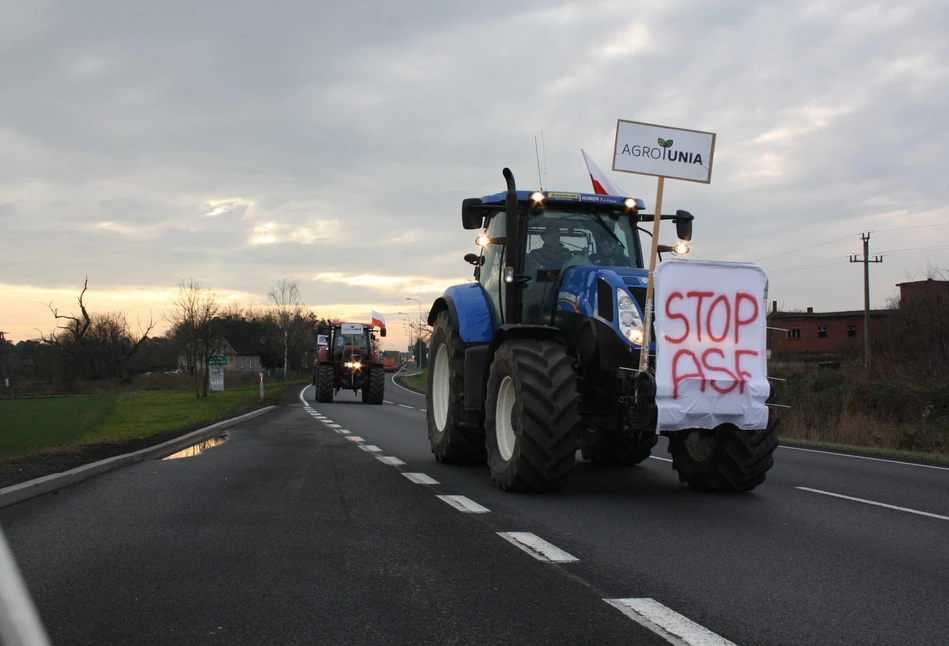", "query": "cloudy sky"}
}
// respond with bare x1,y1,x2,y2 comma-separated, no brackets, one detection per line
2,0,947,350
